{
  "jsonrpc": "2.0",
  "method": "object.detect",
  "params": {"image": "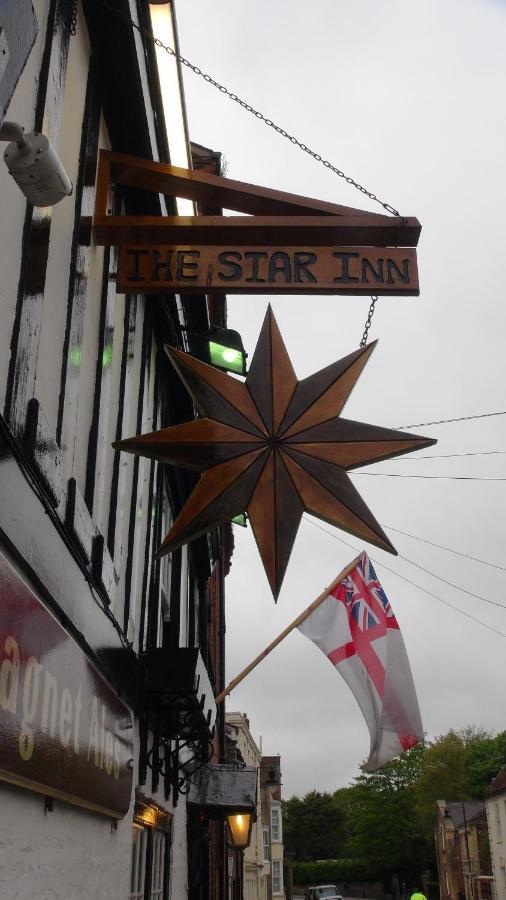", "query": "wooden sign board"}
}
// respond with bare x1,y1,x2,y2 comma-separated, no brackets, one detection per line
117,245,419,296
